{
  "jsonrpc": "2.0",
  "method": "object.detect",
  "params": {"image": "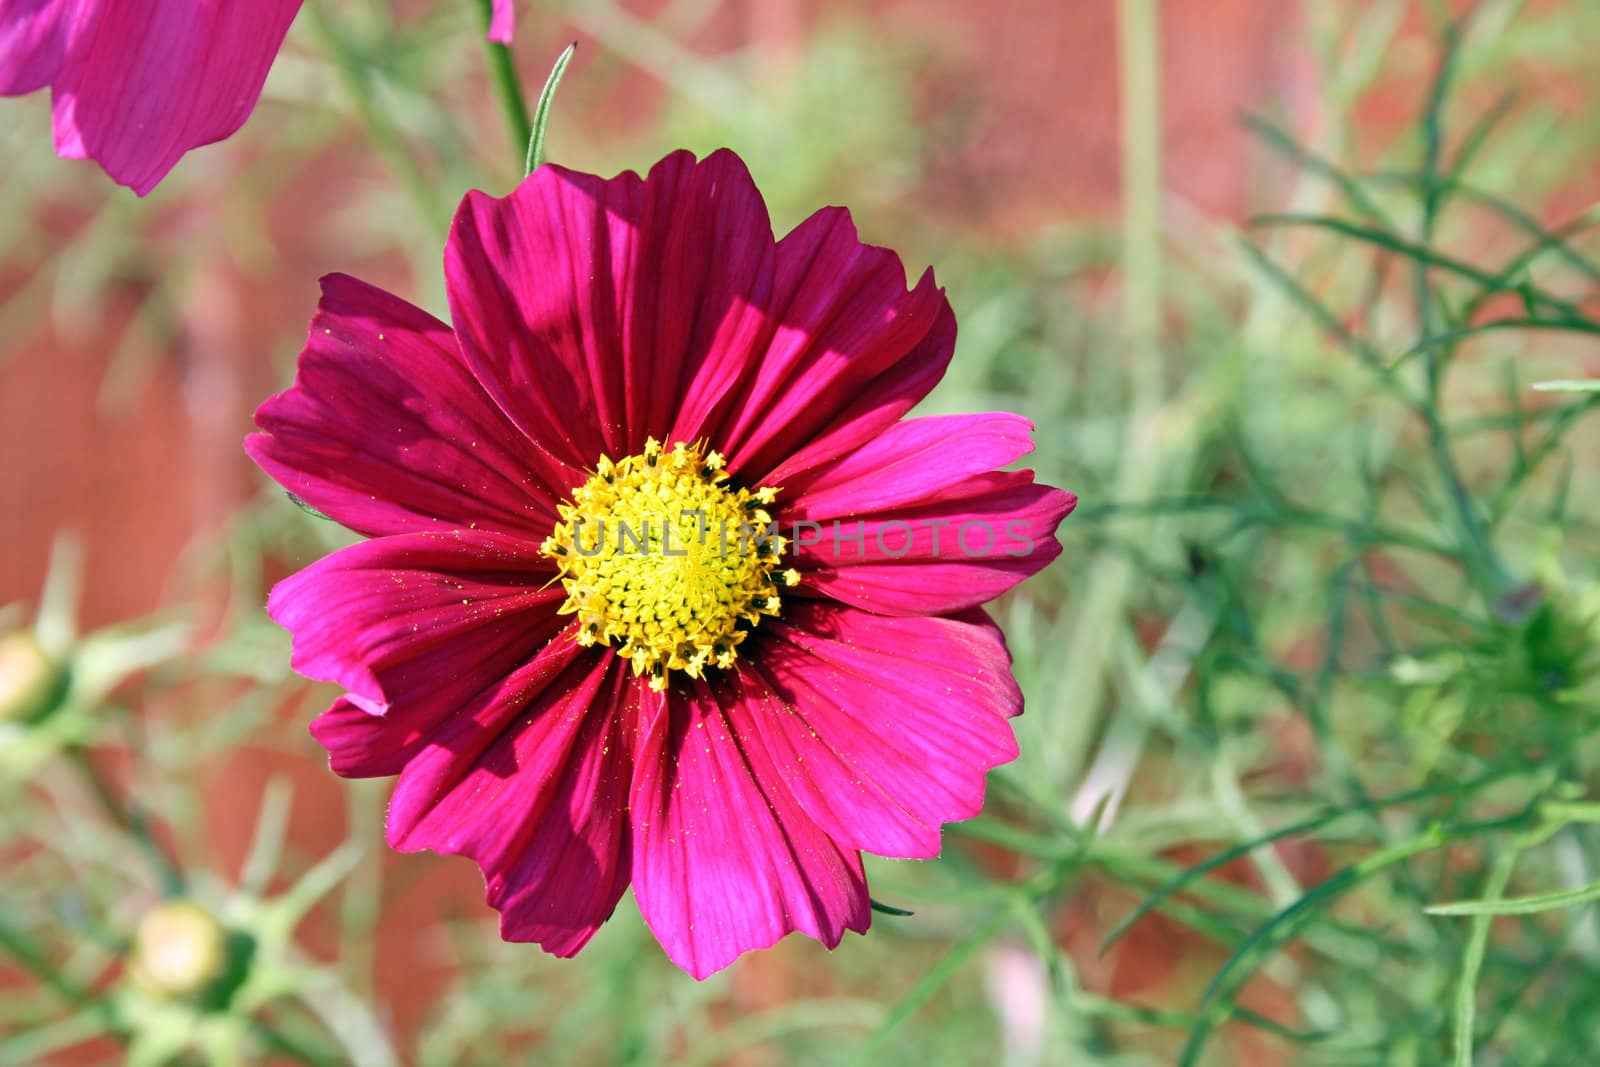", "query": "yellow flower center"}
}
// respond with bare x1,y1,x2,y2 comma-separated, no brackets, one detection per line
541,439,799,691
